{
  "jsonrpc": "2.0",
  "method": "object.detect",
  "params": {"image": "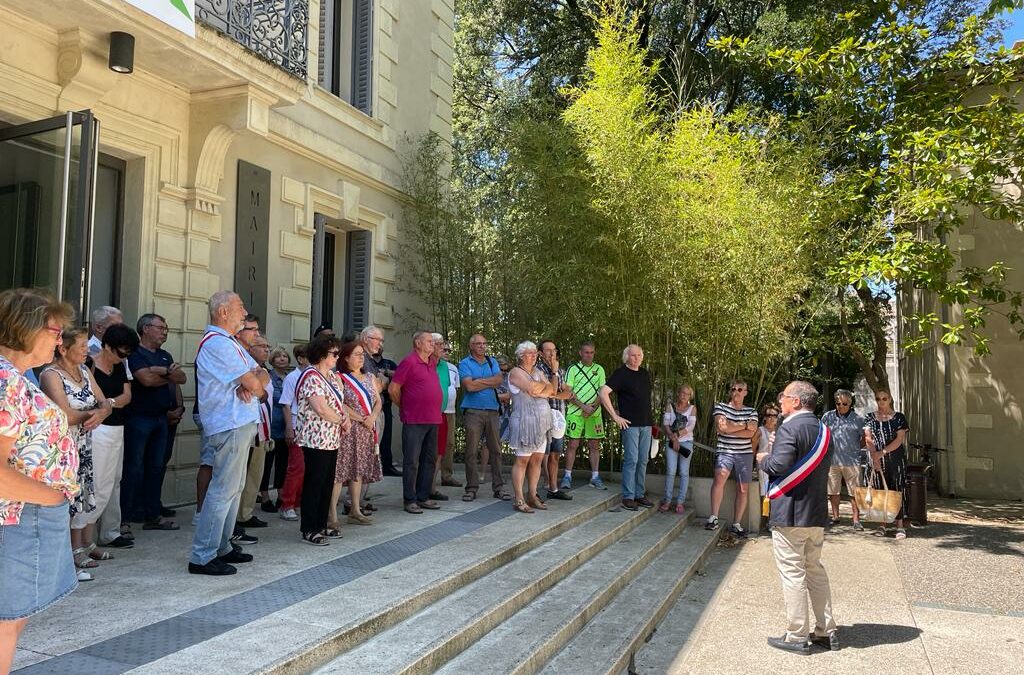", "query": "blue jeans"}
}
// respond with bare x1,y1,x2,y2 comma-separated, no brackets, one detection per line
621,425,652,500
190,423,255,565
121,413,169,522
663,440,693,502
